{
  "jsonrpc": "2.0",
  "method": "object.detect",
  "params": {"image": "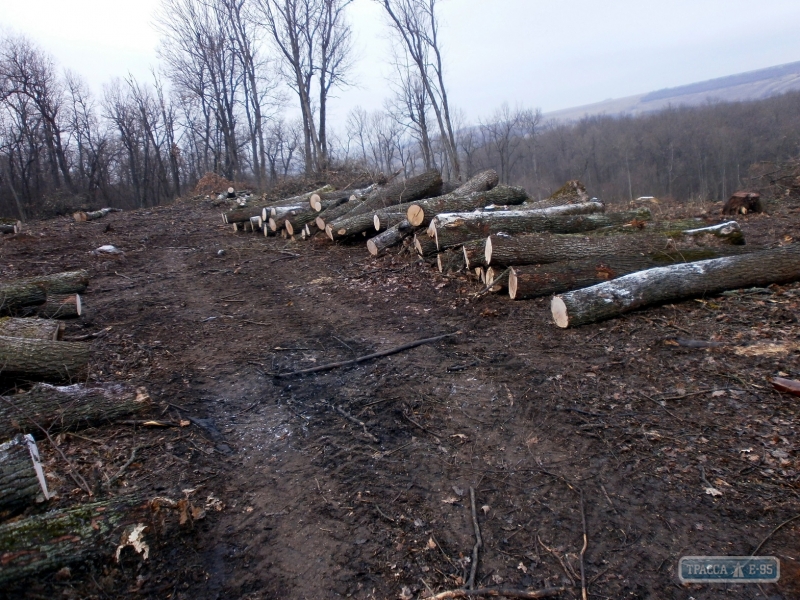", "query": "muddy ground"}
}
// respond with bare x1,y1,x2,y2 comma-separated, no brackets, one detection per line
2,194,800,600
